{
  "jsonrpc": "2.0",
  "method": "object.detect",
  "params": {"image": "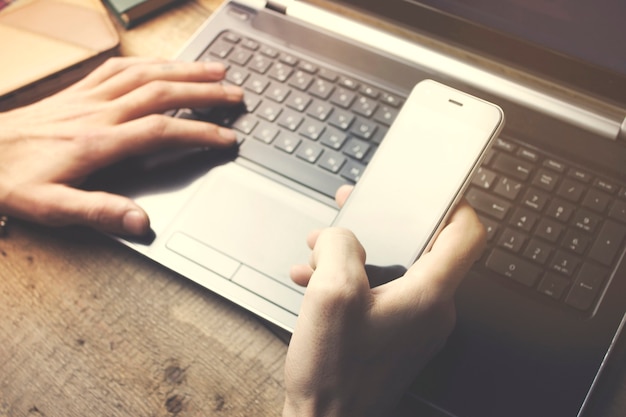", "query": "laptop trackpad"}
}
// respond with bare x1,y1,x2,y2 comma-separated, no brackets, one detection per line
171,163,338,285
